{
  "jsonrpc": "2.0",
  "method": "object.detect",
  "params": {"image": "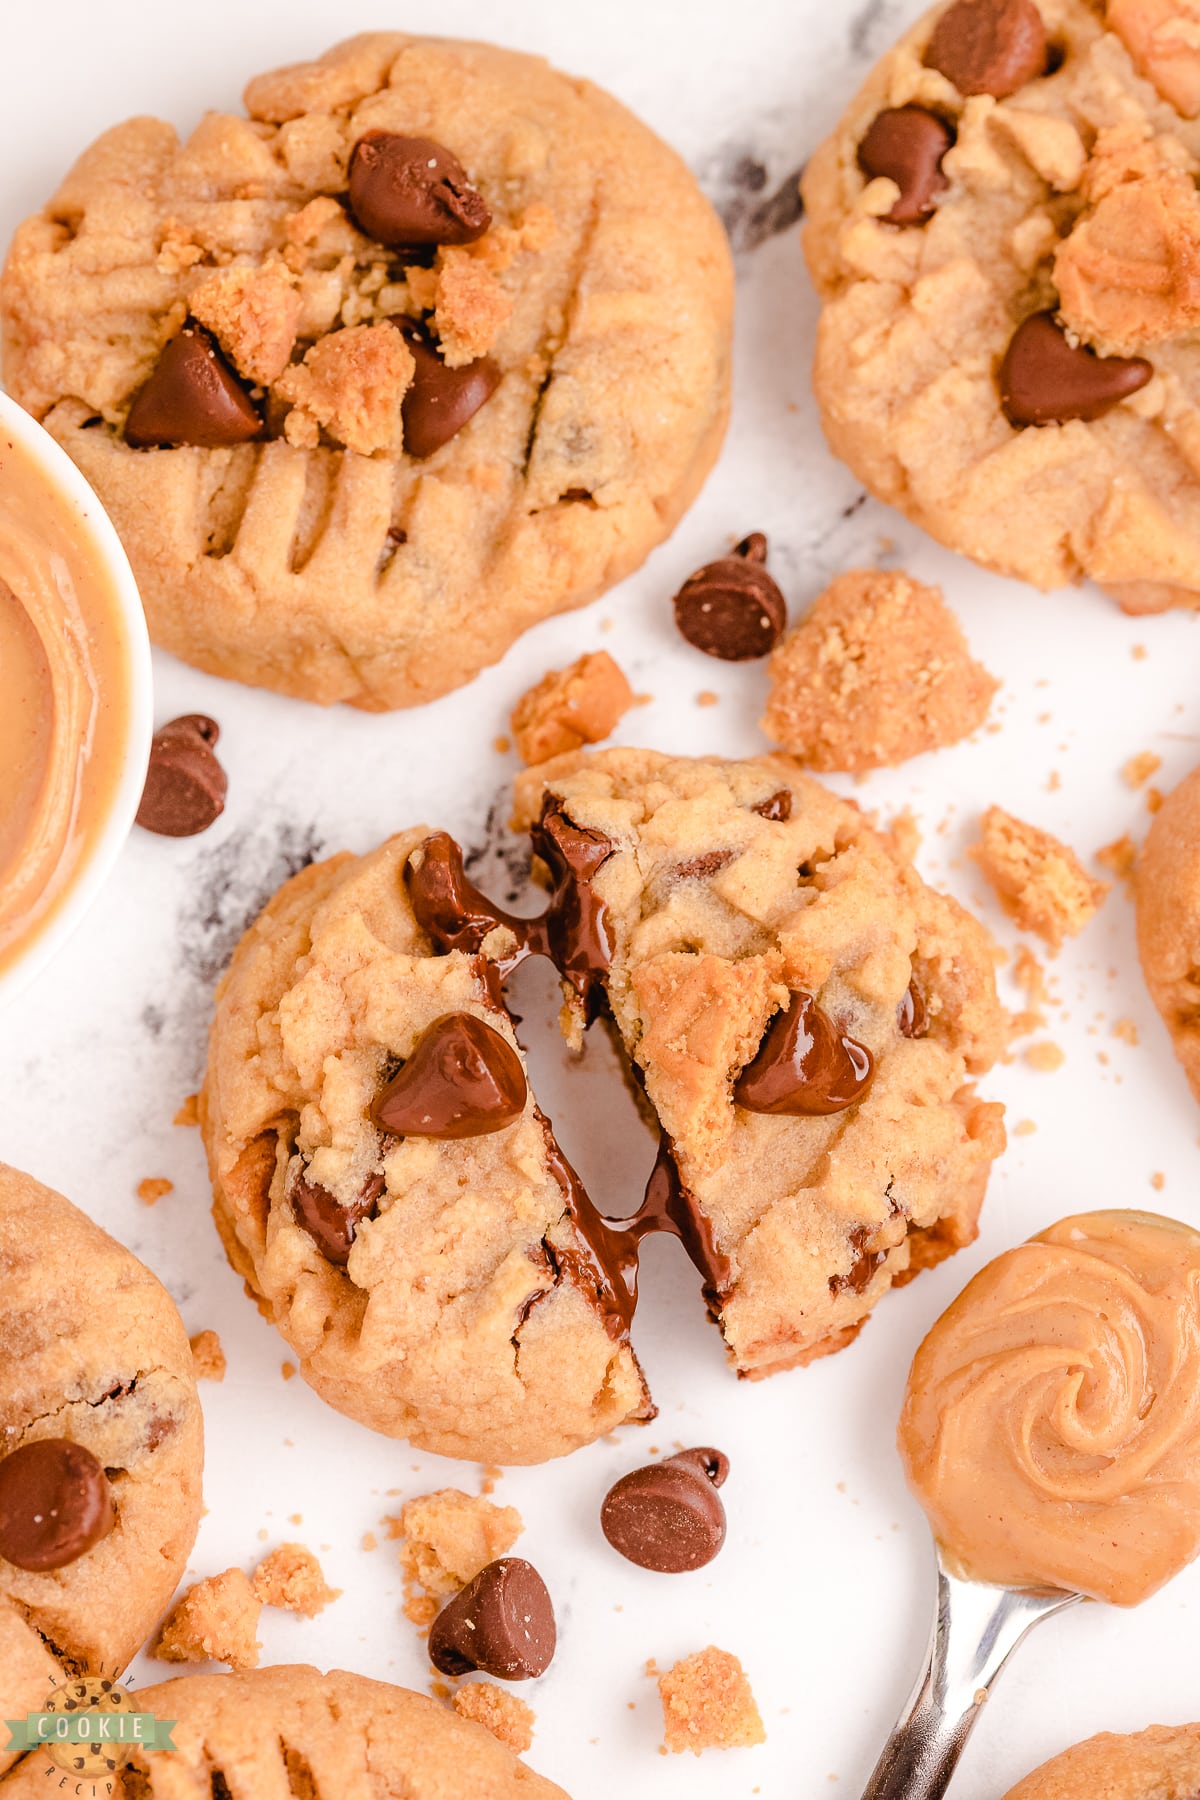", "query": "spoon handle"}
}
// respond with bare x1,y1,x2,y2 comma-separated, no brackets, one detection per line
859,1557,1080,1800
